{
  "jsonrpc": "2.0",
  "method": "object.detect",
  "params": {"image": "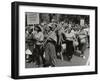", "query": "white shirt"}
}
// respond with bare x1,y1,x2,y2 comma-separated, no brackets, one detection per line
33,31,44,45
65,31,75,41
